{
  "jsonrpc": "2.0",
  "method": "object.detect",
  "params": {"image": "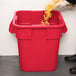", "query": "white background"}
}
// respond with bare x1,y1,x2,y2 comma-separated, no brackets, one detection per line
0,0,76,55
